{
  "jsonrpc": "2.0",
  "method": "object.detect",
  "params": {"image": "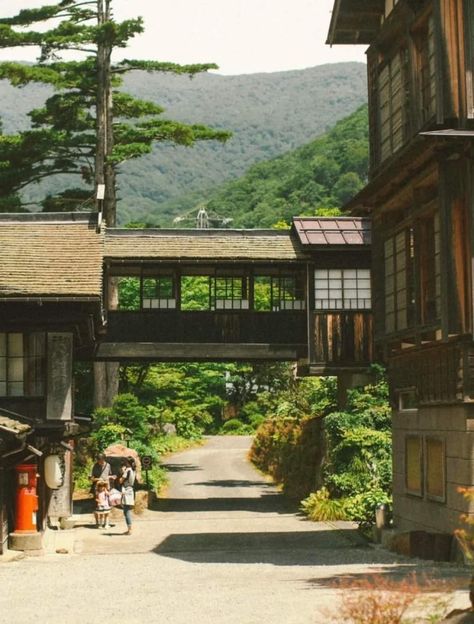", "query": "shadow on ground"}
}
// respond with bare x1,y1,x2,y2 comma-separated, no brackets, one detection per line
304,568,471,591
152,529,373,566
162,463,202,473
152,494,296,514
187,479,275,488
